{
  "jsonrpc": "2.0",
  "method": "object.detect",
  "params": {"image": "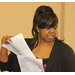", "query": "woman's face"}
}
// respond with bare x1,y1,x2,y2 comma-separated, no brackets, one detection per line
36,26,57,42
